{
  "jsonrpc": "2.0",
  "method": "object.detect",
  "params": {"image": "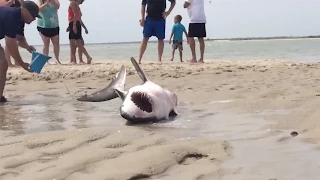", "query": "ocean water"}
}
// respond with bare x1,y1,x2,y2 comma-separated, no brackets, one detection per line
18,38,320,63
